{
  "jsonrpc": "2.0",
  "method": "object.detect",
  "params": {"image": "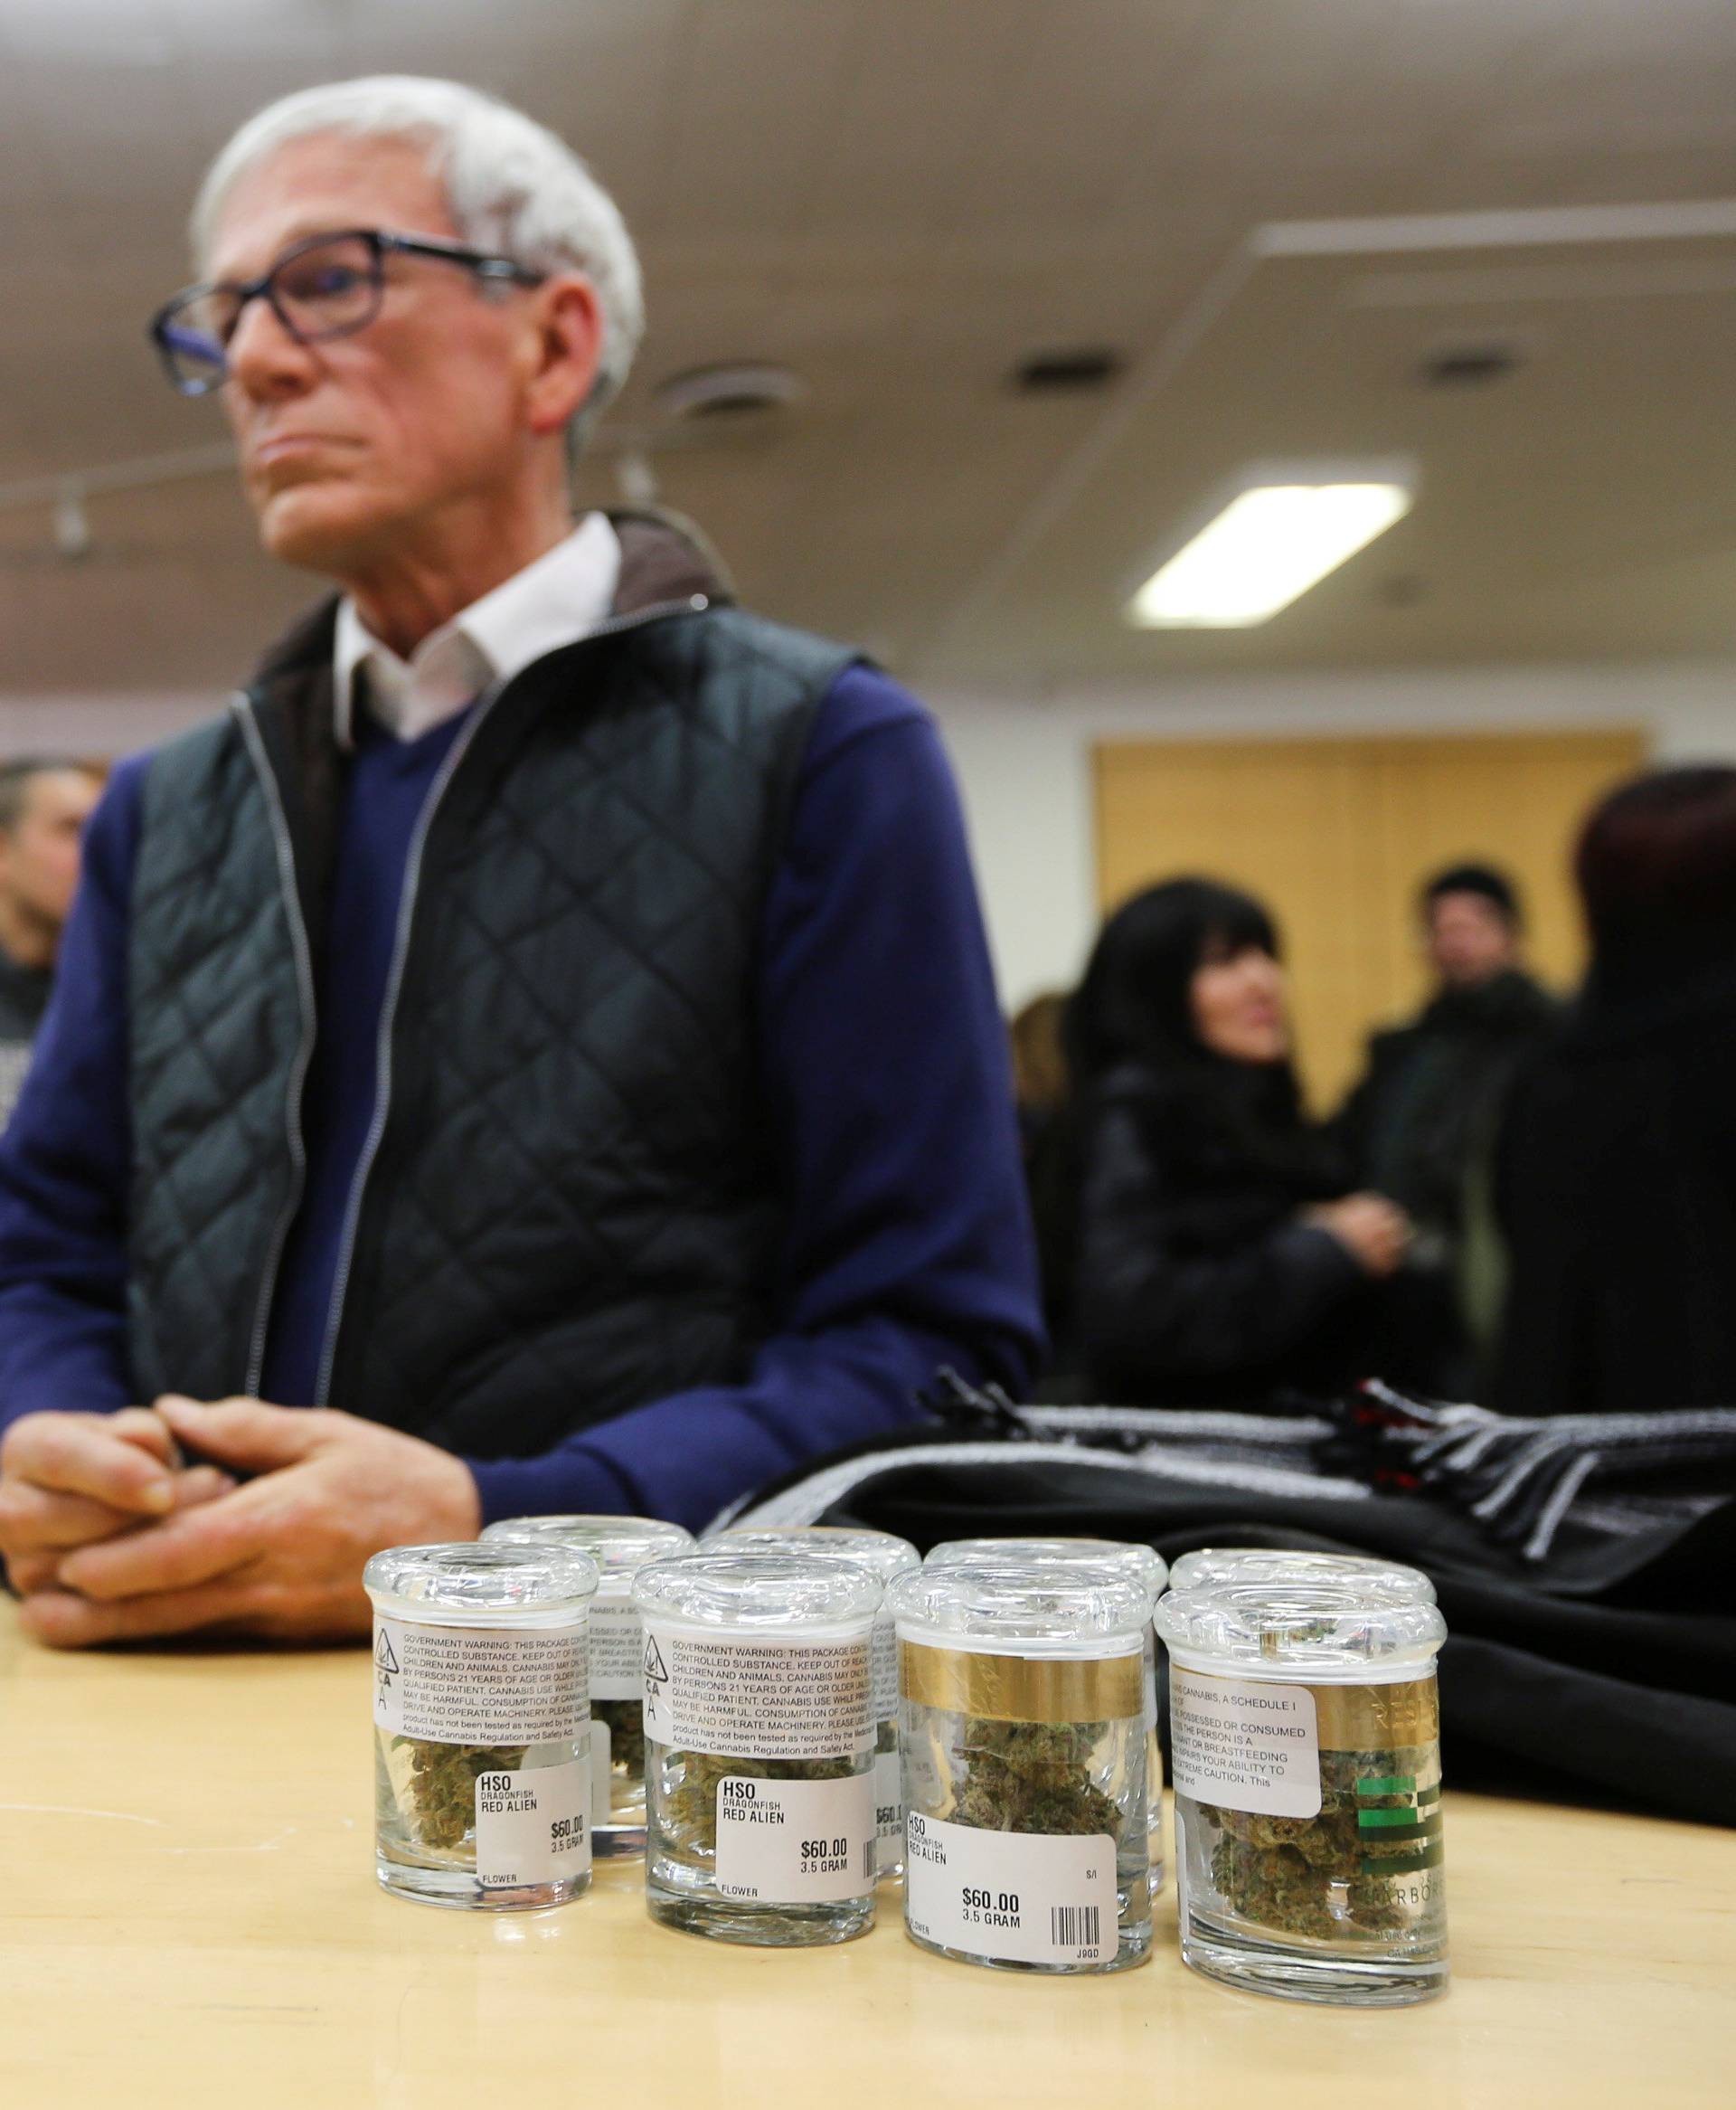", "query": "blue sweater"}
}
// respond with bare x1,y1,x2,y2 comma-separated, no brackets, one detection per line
0,665,1043,1532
